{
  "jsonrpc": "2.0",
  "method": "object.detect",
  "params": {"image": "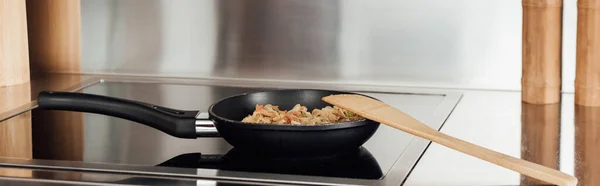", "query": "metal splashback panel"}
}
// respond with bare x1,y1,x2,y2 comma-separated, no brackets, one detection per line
78,0,575,92
0,78,461,186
